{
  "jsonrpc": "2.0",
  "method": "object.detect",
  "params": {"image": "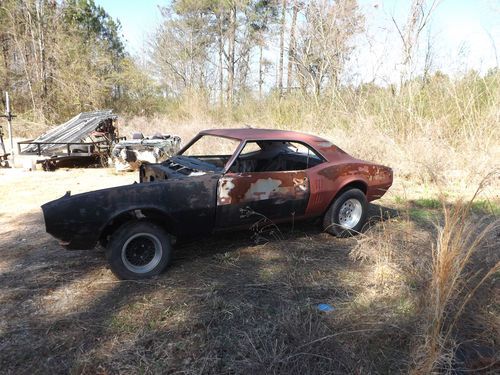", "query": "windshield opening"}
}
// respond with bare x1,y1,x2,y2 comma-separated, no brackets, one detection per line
177,134,240,170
